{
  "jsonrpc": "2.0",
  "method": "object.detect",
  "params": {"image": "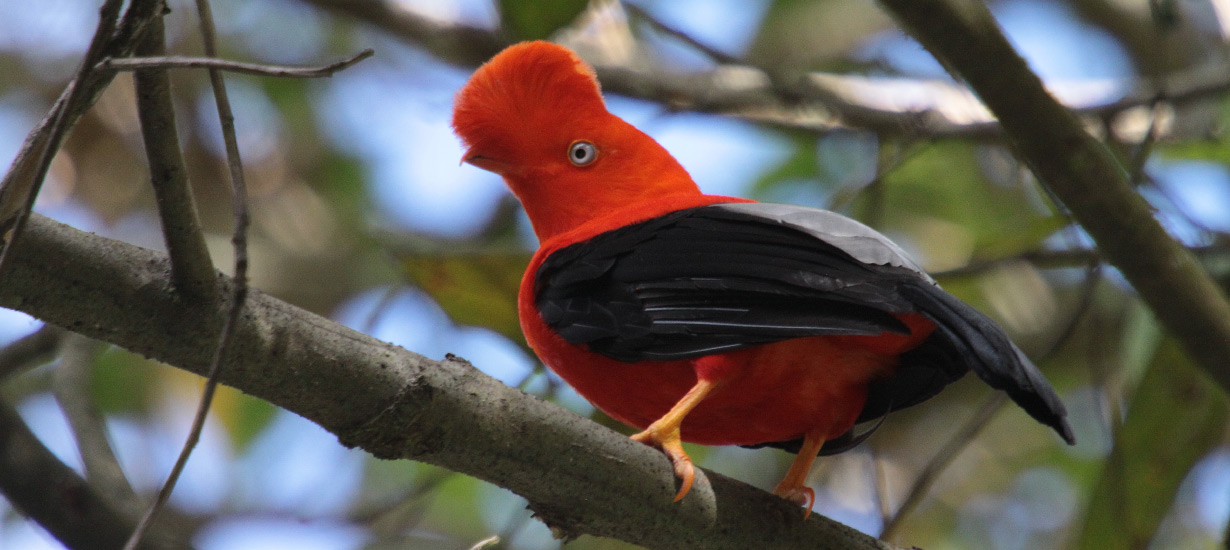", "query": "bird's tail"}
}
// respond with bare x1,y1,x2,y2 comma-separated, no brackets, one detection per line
900,282,1076,444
